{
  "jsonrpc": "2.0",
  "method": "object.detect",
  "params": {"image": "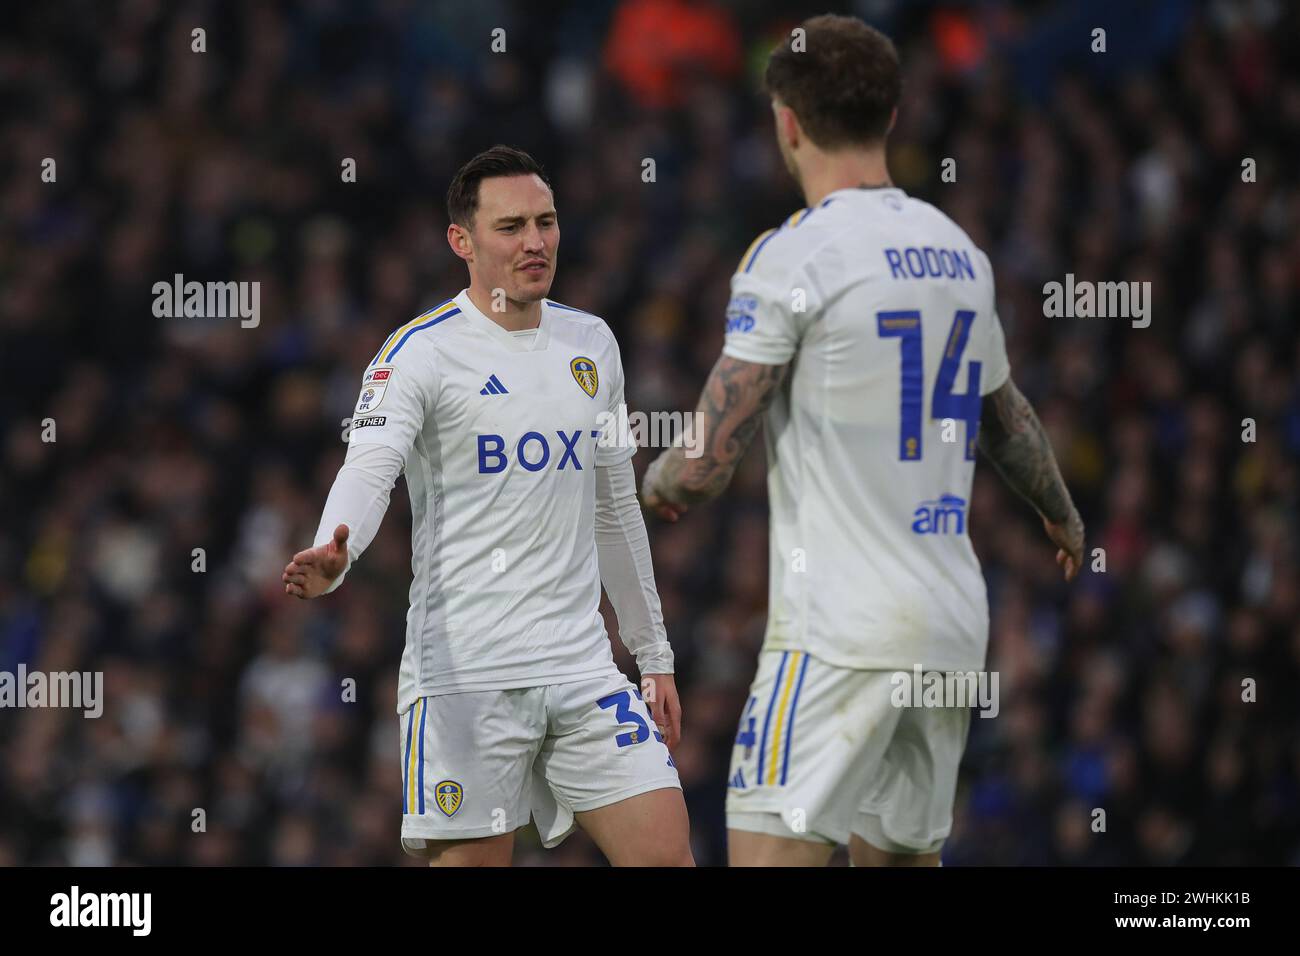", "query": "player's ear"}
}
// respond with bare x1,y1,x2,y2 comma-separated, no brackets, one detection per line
886,106,898,137
776,103,800,150
446,222,473,262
